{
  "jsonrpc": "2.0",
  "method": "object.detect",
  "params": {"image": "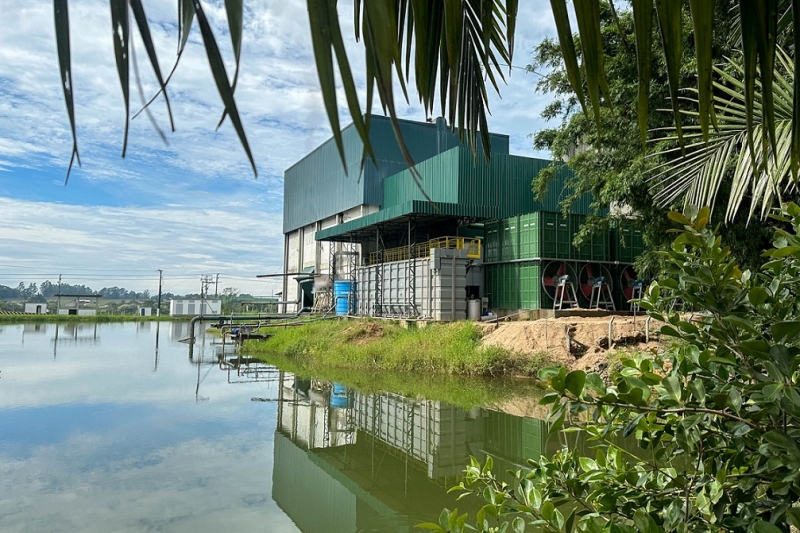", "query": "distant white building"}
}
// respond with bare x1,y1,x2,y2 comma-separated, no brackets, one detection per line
24,303,48,314
56,295,100,316
169,298,222,317
138,307,153,317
